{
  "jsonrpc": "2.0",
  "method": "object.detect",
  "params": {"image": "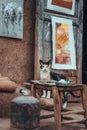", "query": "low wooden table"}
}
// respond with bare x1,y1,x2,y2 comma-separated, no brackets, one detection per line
28,80,87,130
